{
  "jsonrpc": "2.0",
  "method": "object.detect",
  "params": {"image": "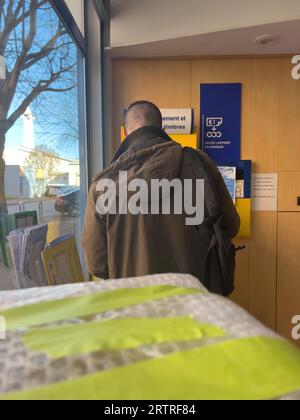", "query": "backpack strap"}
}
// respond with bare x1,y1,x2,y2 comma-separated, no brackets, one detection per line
183,147,238,296
183,147,222,222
